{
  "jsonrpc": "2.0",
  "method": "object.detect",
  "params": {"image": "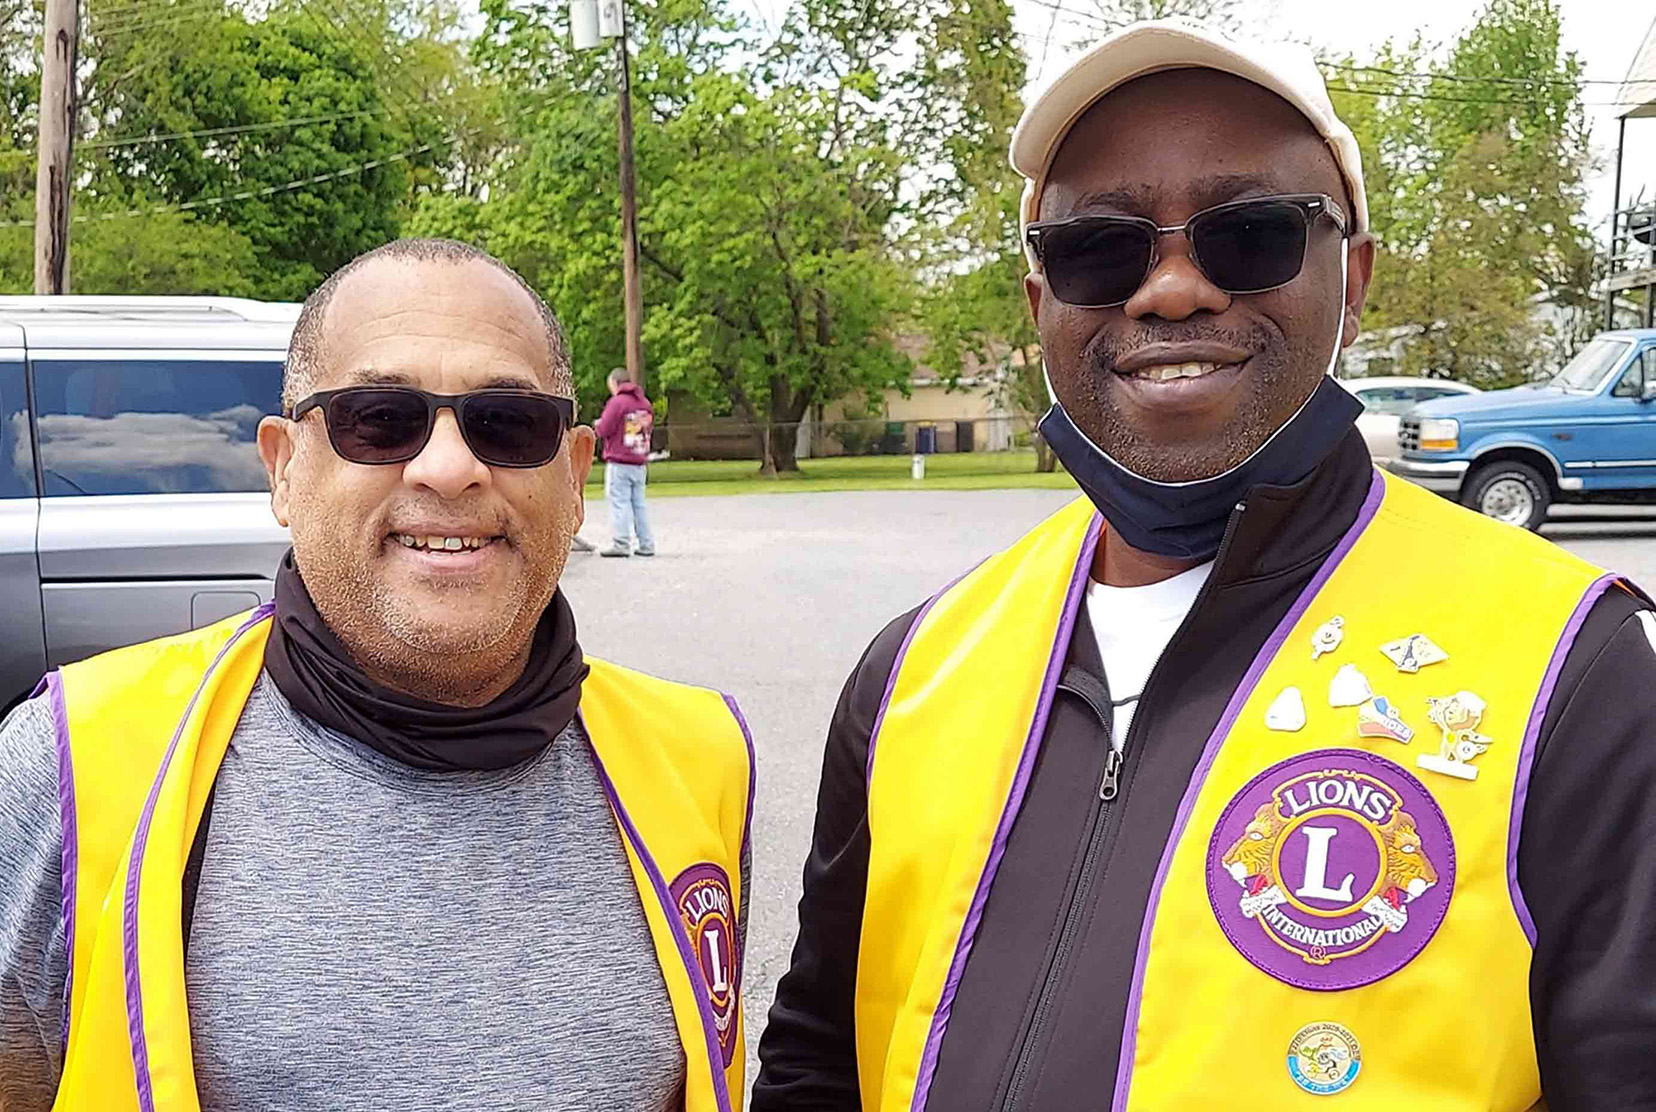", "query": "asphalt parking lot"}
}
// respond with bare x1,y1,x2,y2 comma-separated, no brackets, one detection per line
560,487,1656,1096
